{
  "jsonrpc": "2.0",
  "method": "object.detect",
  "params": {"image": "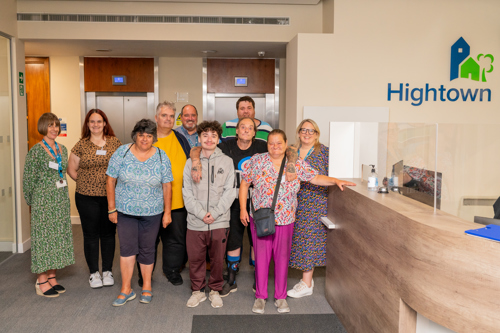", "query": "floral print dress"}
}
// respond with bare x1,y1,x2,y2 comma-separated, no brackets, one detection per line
23,143,75,273
289,144,329,271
